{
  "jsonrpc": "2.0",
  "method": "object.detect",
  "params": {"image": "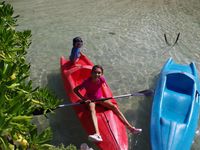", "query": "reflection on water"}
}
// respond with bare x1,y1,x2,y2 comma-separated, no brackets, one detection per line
8,0,200,149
